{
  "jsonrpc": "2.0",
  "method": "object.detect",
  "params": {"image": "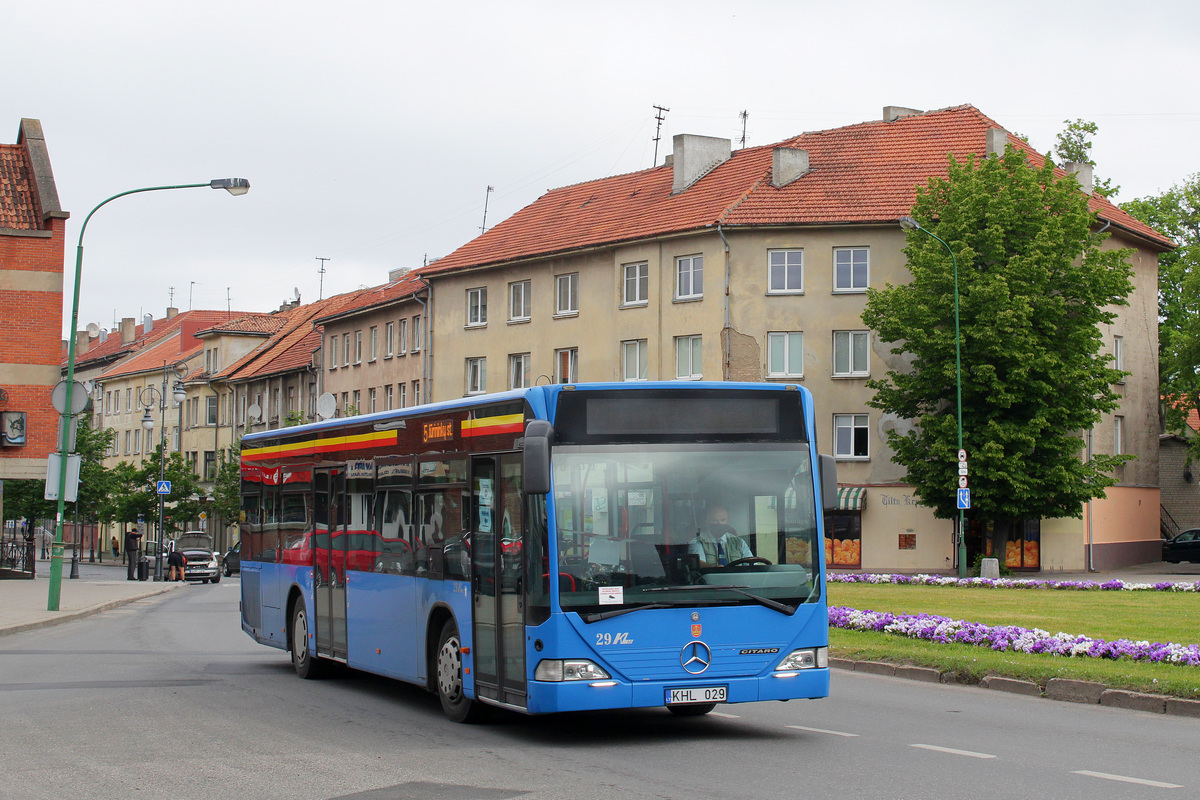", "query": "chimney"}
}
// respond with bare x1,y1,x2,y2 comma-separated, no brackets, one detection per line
672,134,731,194
389,267,412,282
143,313,154,334
986,128,1009,158
120,317,136,344
75,331,90,356
772,148,810,187
1064,162,1094,195
883,106,922,122
166,307,179,320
